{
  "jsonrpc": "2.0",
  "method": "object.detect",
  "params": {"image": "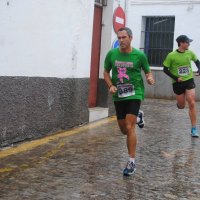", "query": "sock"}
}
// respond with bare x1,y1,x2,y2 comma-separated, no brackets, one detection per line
136,116,140,123
129,157,135,163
